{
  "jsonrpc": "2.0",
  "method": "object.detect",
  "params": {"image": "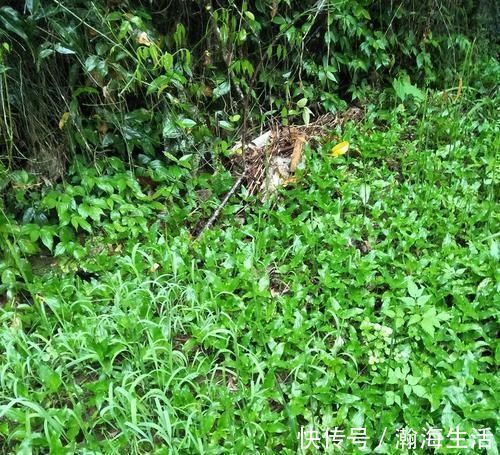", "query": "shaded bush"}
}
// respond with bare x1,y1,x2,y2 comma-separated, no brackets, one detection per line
0,0,497,176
